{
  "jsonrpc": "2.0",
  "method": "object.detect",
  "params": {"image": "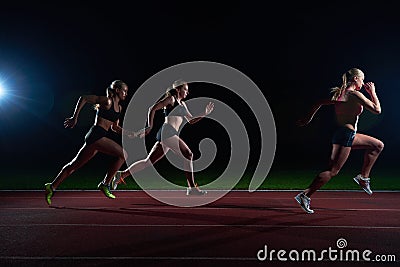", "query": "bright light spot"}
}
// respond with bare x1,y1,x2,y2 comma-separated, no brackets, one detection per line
0,84,5,98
